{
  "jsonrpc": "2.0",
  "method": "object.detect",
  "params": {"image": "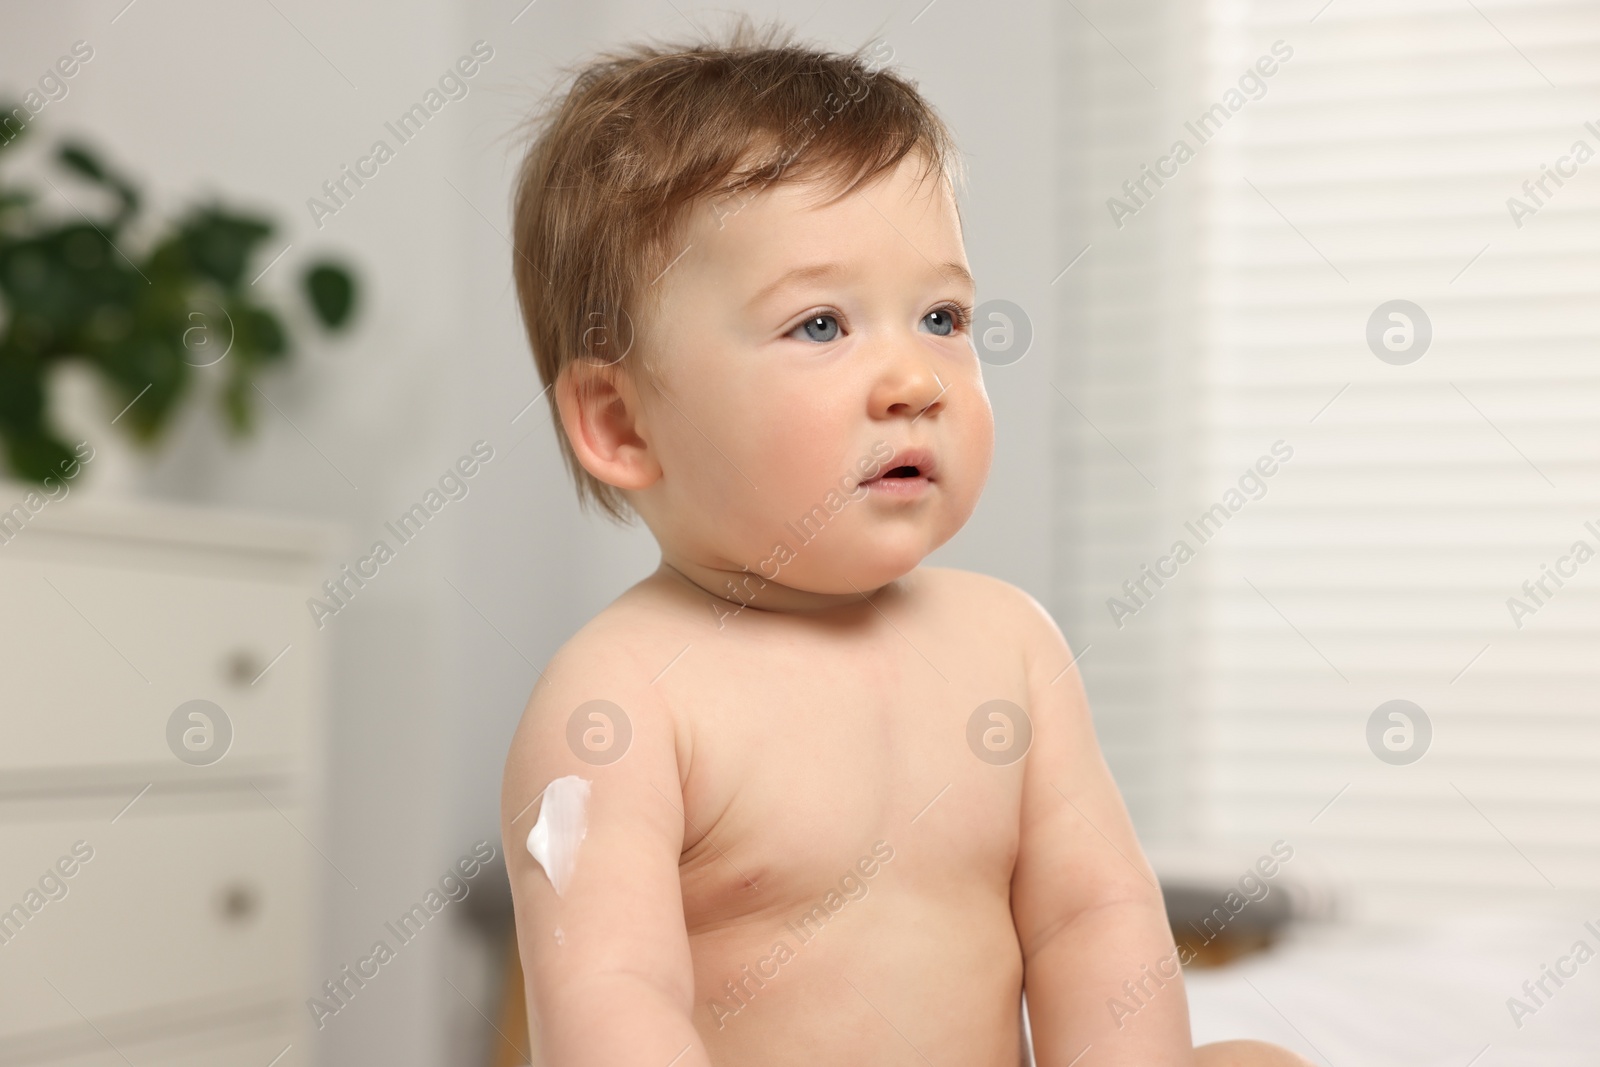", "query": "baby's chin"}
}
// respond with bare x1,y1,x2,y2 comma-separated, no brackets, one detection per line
736,527,944,596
